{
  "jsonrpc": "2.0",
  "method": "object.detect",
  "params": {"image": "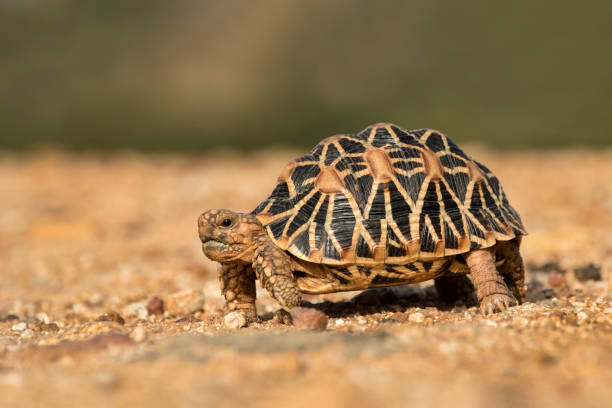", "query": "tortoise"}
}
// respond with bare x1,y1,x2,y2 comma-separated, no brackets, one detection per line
198,123,526,323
